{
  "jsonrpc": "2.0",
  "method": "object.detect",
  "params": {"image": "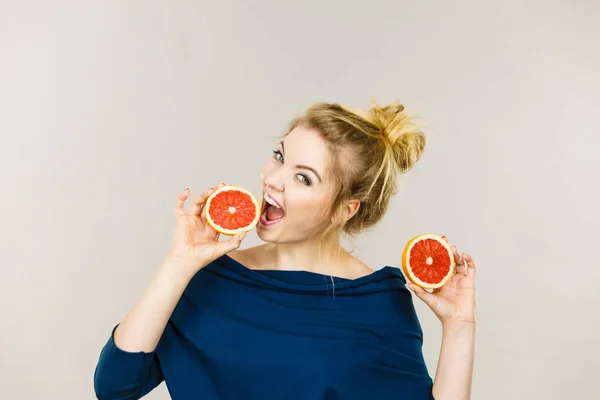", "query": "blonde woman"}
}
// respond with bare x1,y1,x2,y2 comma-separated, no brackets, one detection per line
94,101,476,400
